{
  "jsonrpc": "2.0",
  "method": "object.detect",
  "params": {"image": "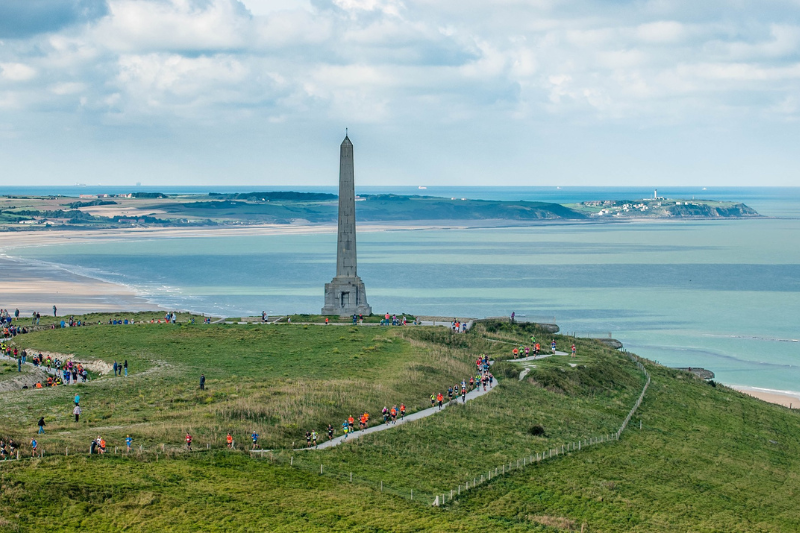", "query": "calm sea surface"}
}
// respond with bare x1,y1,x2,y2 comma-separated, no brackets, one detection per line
3,187,799,393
